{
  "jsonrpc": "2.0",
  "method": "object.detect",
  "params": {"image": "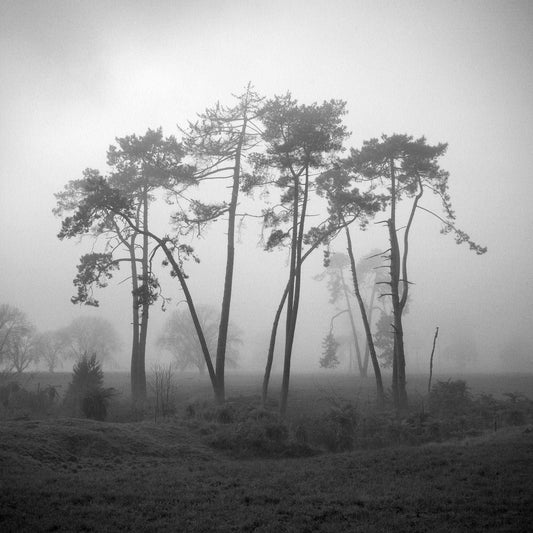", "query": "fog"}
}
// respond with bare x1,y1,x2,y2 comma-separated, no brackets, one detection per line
1,0,532,377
